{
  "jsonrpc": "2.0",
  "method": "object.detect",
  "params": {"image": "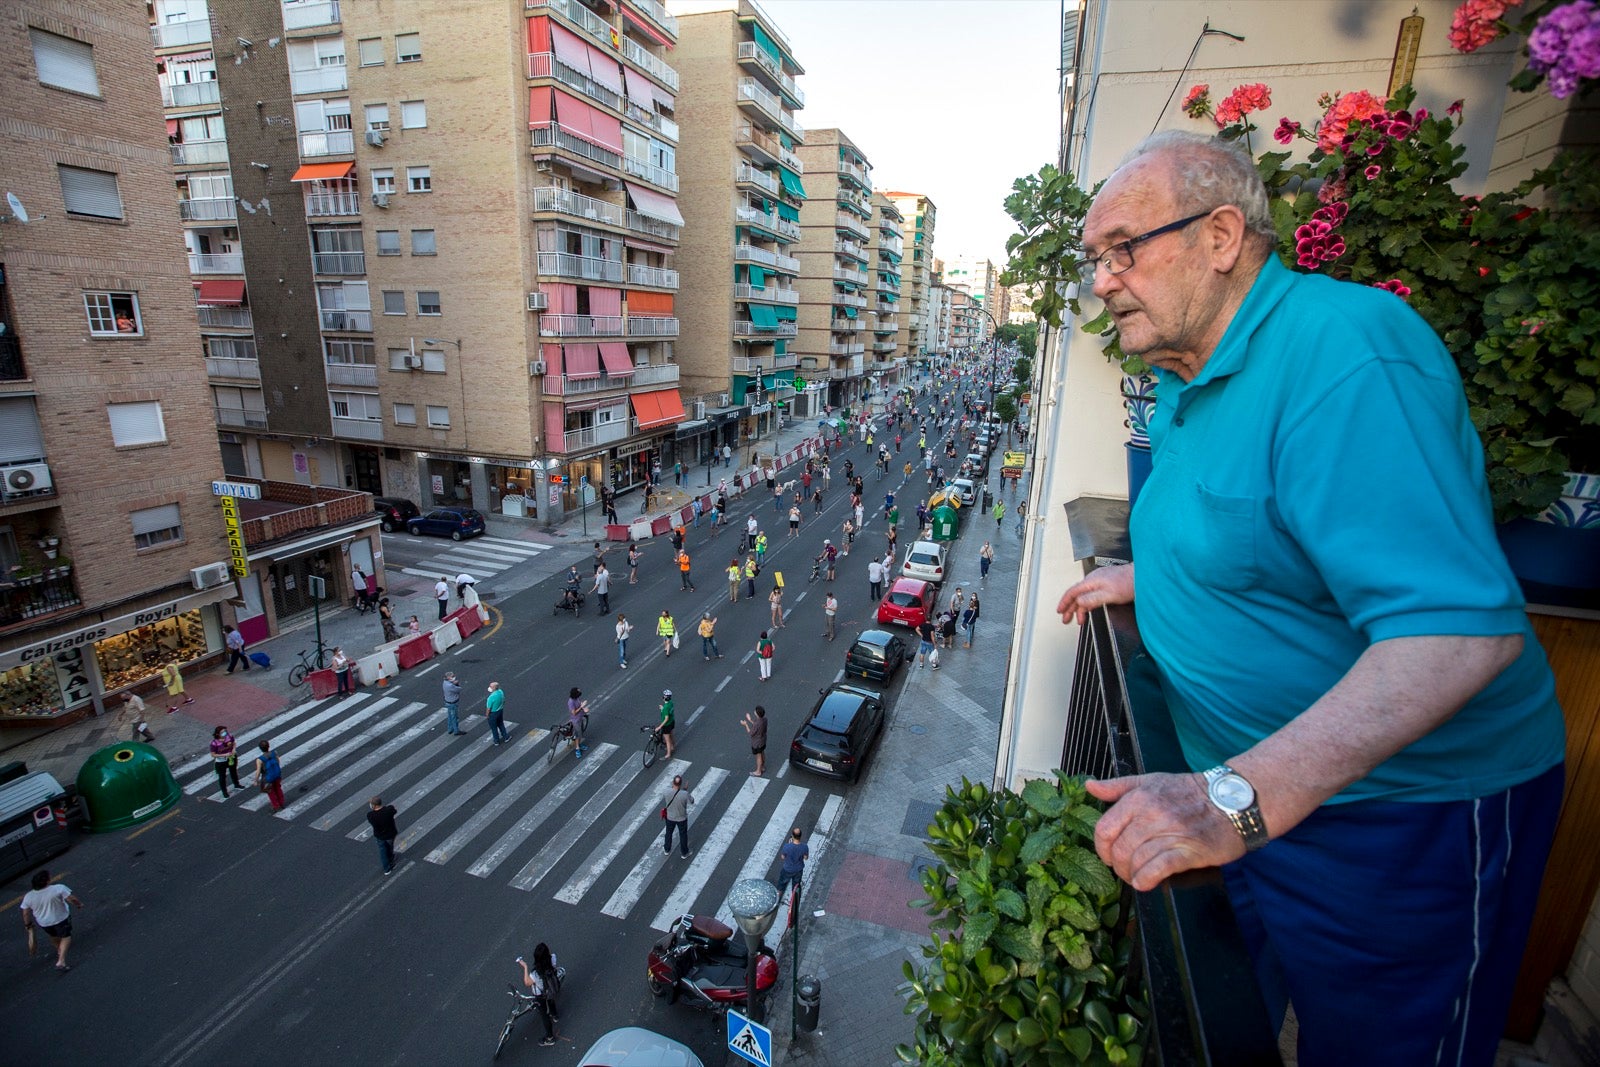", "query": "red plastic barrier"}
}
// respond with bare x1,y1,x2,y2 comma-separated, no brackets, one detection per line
650,515,672,537
605,523,631,541
396,634,436,669
307,668,340,699
679,506,695,526
448,606,483,638
699,494,714,511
